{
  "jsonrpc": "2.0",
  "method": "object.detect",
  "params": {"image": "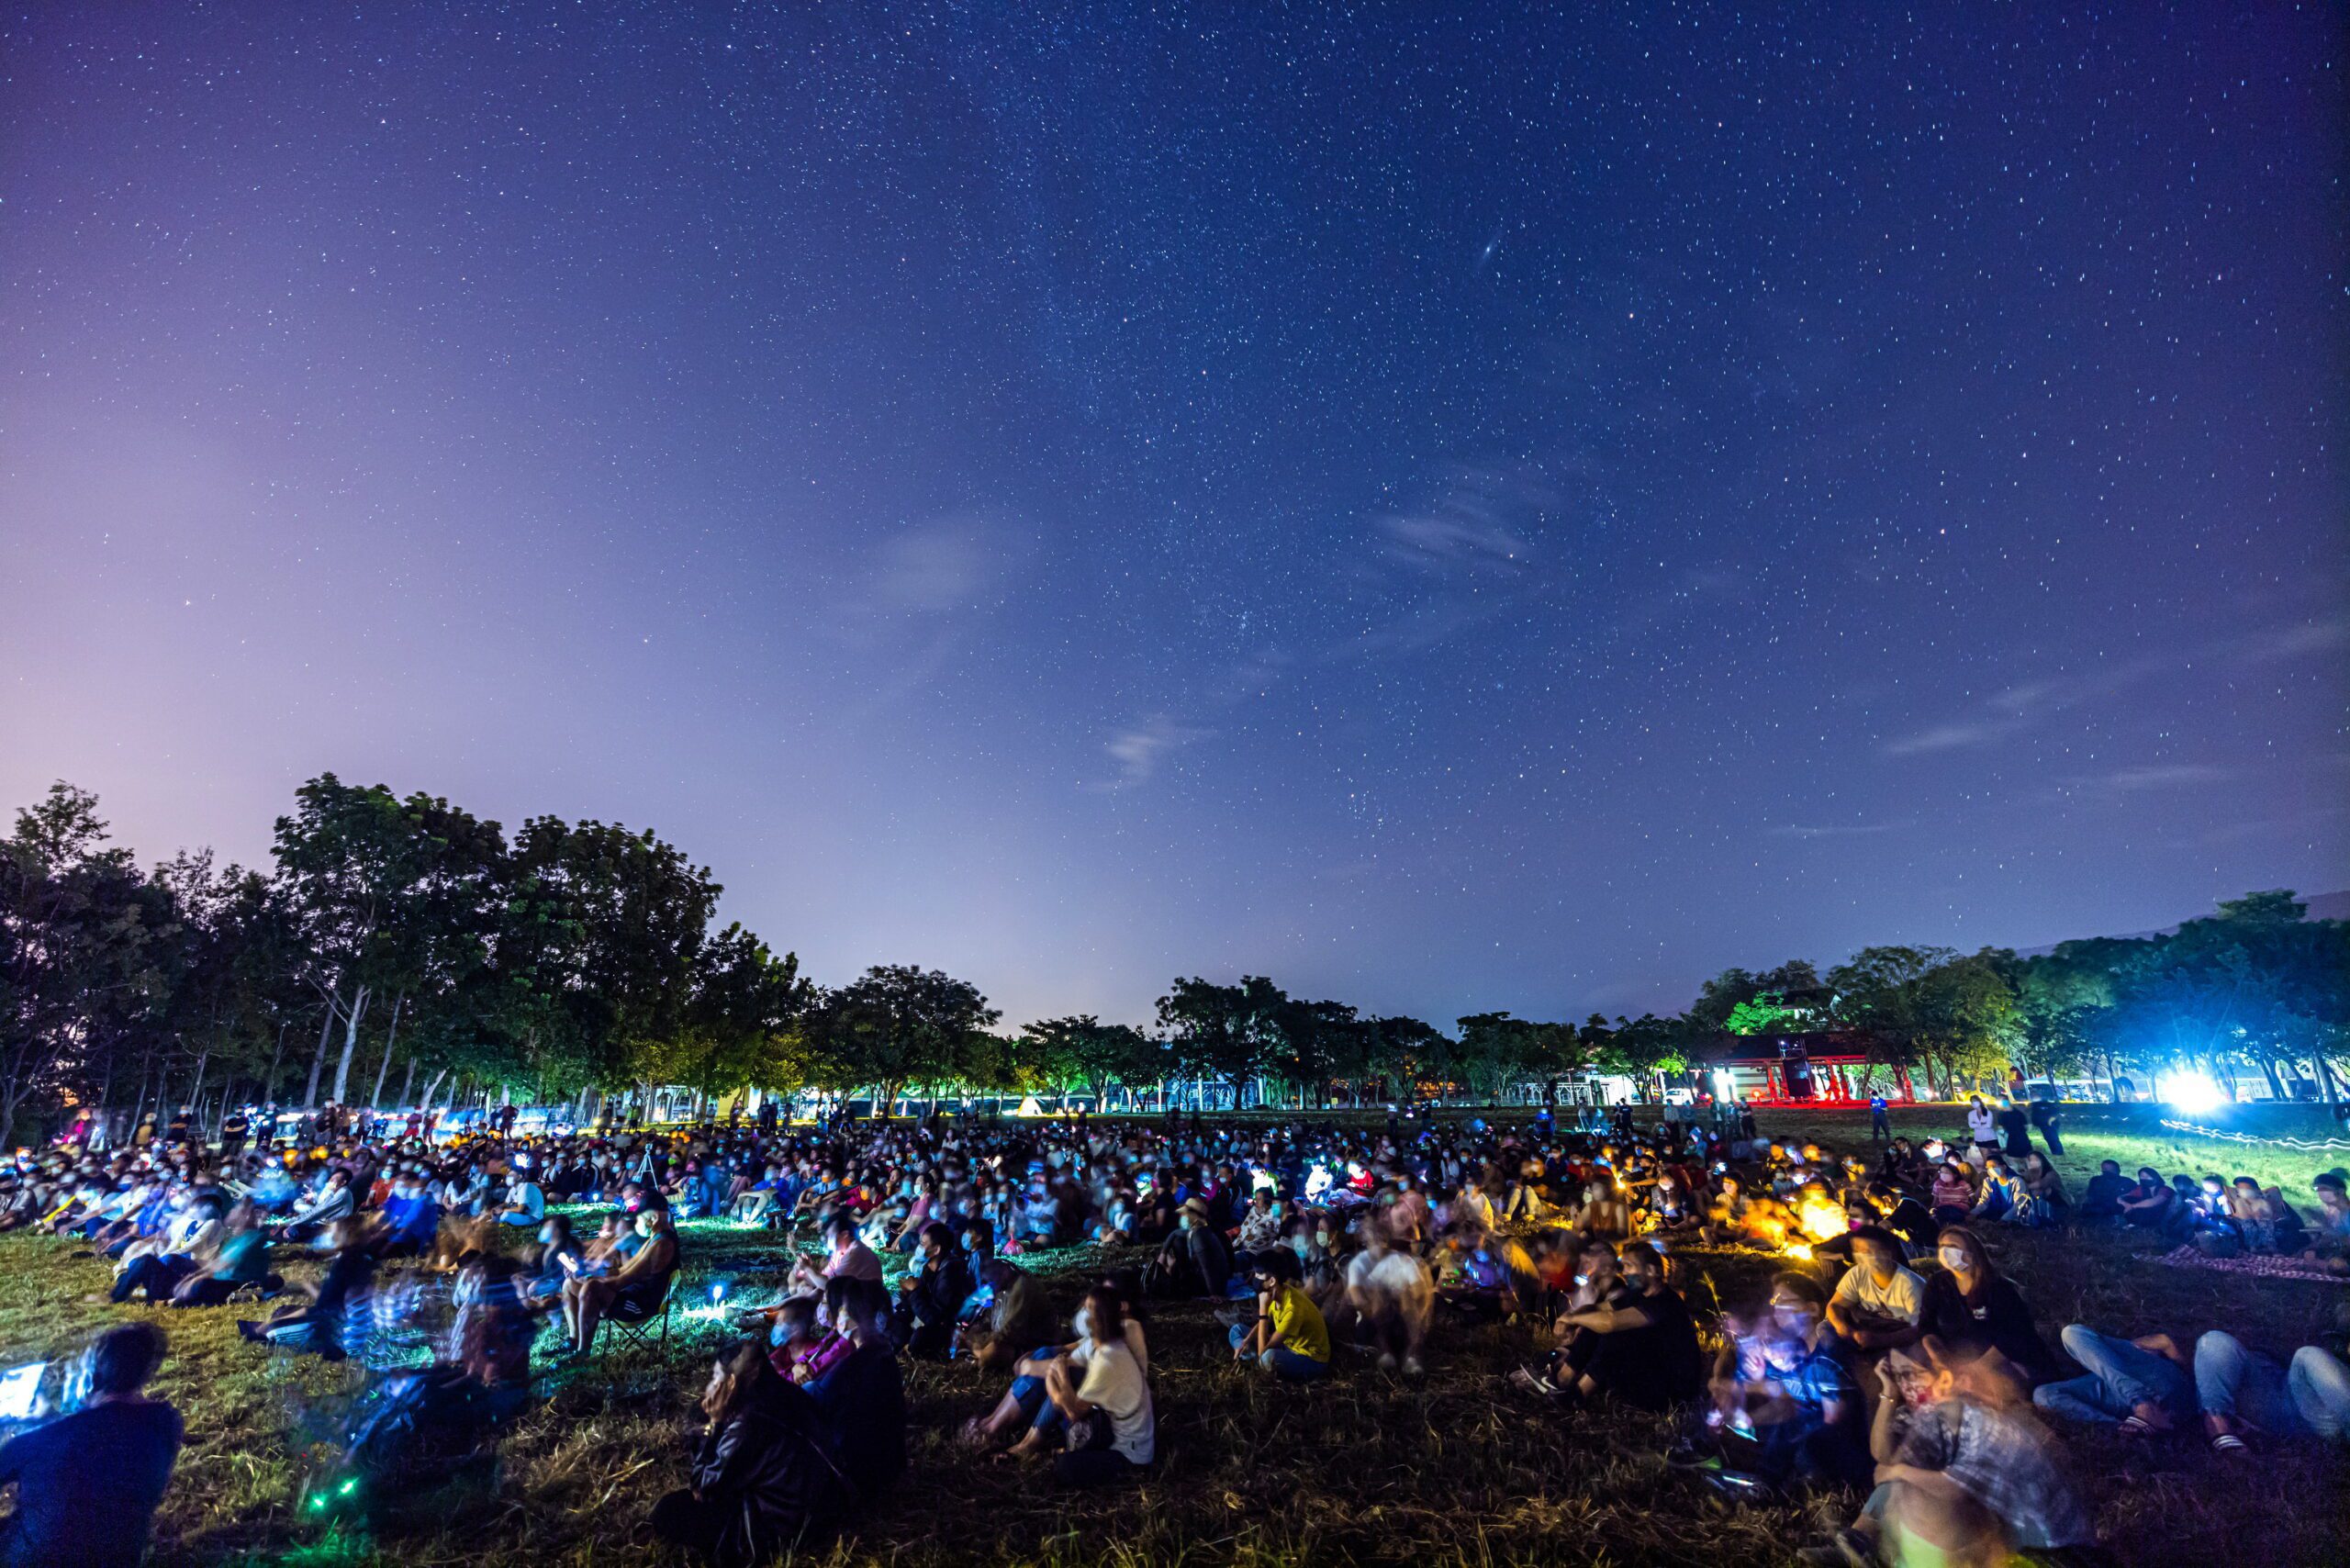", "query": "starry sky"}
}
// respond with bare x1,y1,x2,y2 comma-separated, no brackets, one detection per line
4,4,2344,1030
